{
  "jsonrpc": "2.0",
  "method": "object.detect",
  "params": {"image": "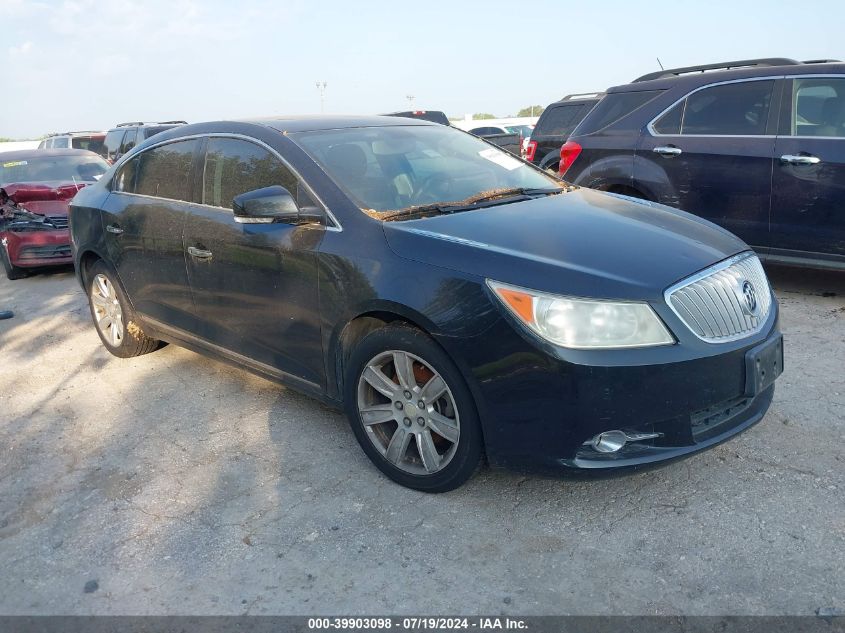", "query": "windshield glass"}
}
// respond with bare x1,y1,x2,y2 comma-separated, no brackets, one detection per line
0,154,109,185
293,125,562,215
